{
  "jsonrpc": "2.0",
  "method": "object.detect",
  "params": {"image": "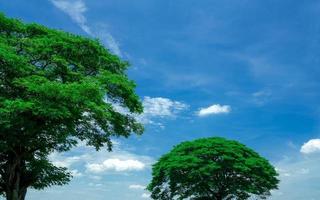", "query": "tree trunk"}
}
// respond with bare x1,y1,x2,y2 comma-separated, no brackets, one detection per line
6,187,27,200
215,192,223,200
5,153,27,200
